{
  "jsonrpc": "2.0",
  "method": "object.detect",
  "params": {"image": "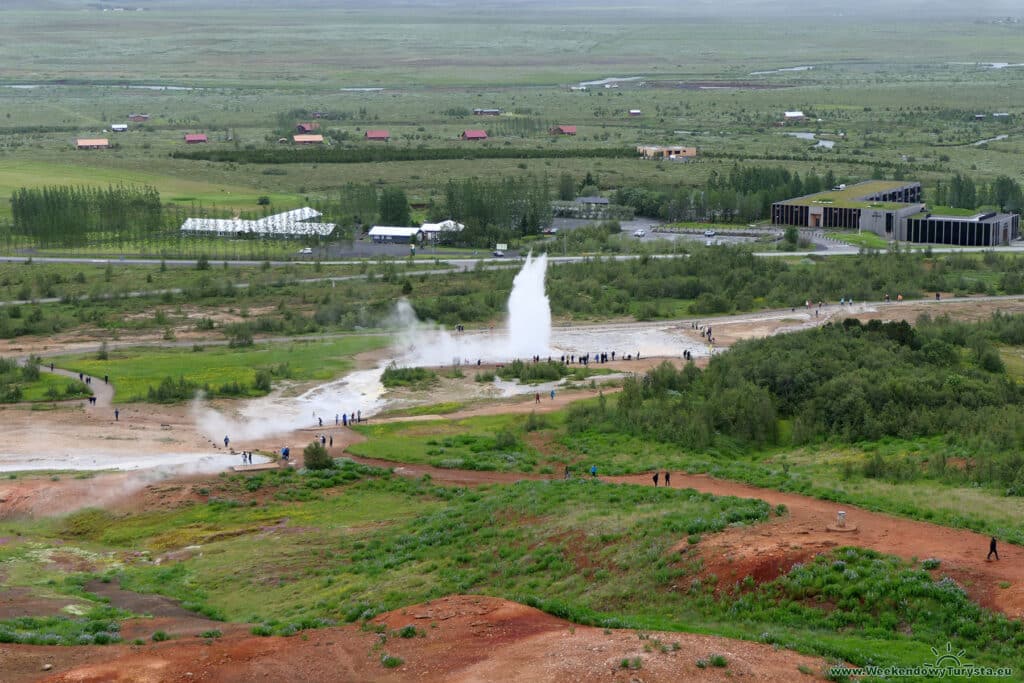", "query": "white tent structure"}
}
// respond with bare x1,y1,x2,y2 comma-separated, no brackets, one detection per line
420,219,465,241
180,207,335,238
